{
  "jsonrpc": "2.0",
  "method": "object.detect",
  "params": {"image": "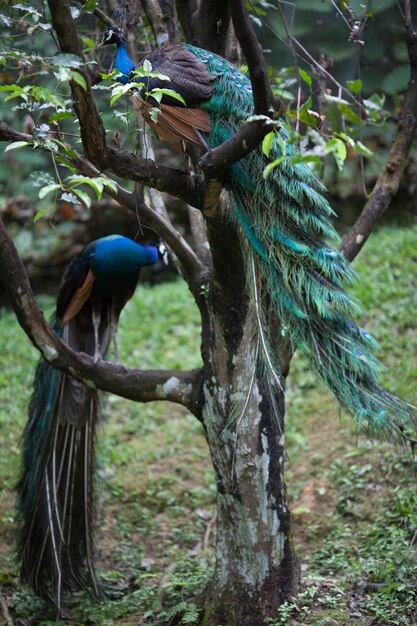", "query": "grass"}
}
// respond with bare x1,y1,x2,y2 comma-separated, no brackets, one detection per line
0,225,417,625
